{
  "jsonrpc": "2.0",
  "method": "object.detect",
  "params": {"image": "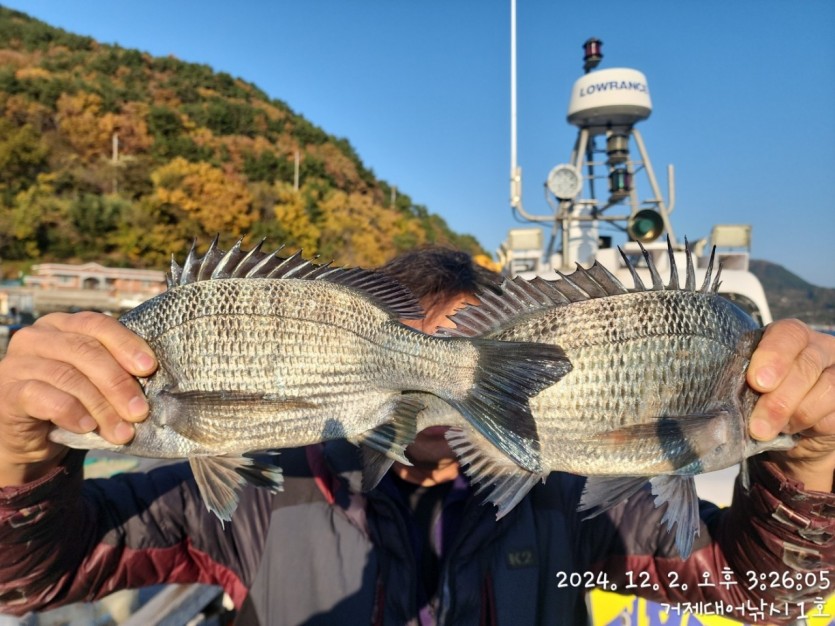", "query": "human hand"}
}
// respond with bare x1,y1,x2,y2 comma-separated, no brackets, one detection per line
748,319,835,492
0,312,156,484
